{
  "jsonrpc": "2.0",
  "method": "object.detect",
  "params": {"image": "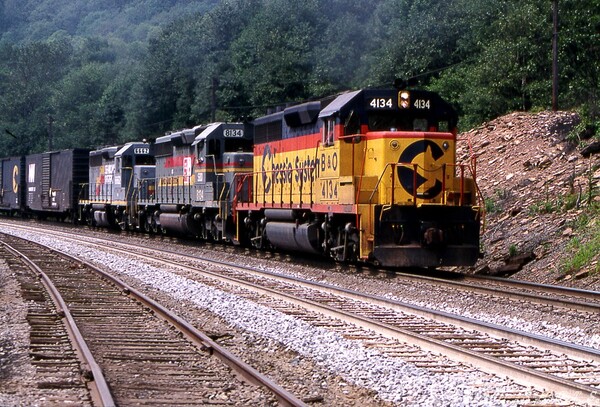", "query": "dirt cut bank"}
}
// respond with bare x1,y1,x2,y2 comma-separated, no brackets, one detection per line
457,111,600,290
